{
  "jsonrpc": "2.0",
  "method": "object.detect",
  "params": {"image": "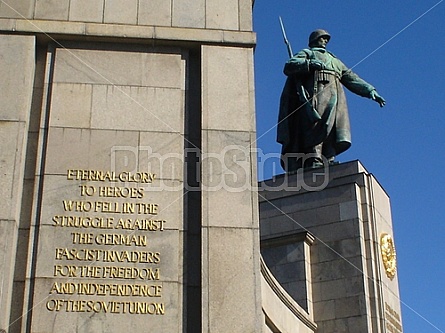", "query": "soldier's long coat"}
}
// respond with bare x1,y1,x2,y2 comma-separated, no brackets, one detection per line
277,47,375,171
